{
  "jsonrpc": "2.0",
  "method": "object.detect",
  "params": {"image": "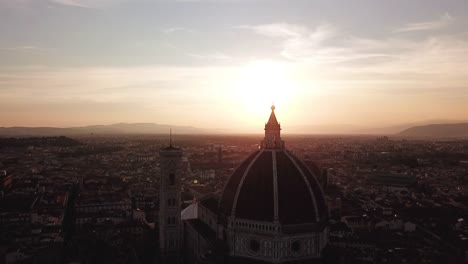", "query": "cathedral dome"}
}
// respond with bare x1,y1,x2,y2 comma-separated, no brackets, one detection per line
219,106,328,228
